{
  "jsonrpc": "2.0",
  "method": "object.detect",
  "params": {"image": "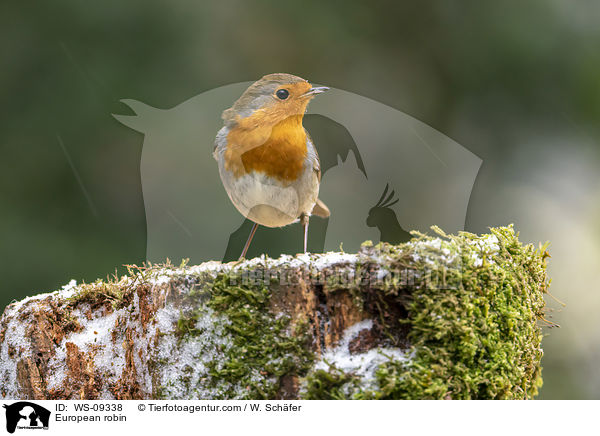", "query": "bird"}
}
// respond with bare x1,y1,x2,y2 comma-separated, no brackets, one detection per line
213,73,331,260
